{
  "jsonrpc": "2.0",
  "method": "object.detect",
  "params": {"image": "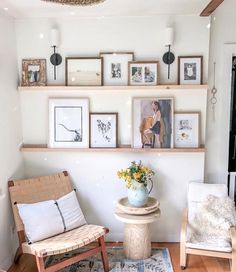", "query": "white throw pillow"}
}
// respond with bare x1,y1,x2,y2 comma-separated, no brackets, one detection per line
57,191,87,231
17,200,64,243
17,191,87,243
